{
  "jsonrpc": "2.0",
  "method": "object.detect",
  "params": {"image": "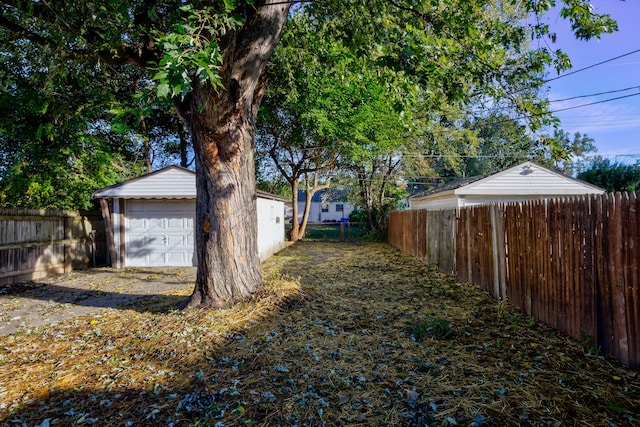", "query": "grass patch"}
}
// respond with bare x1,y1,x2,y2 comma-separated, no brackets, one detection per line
407,317,454,340
288,222,369,241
